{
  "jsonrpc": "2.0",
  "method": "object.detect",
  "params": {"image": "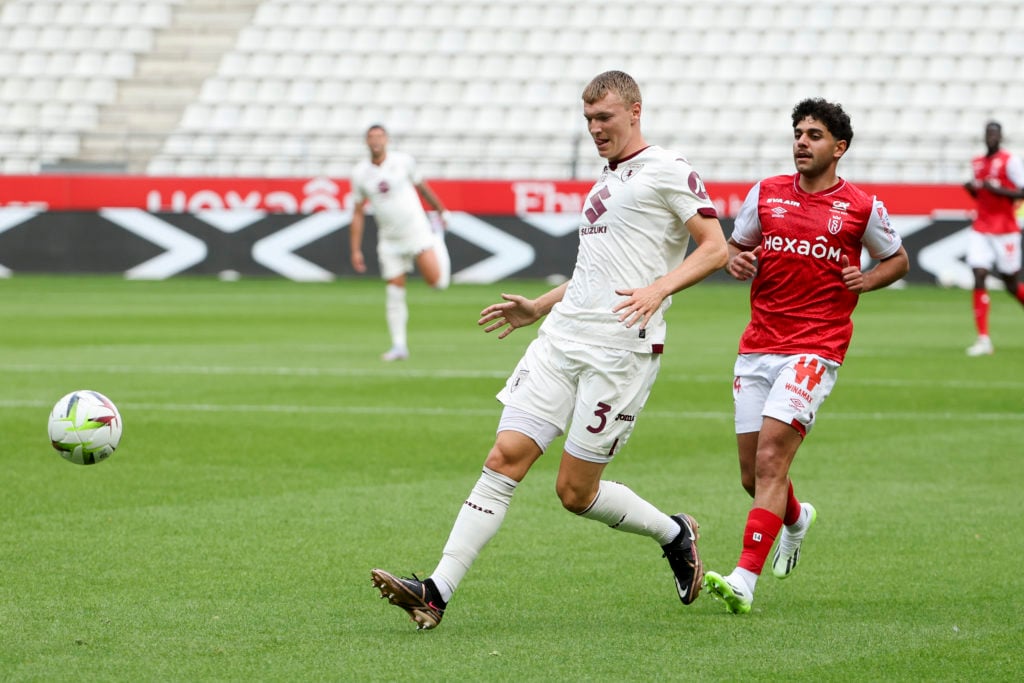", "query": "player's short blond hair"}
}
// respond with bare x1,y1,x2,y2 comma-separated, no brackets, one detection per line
582,71,641,107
